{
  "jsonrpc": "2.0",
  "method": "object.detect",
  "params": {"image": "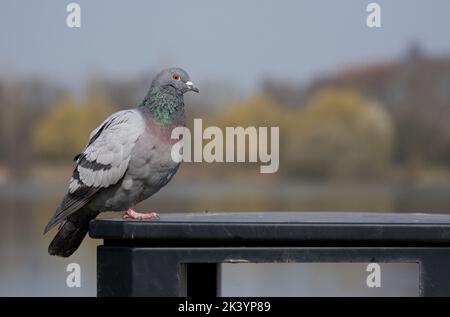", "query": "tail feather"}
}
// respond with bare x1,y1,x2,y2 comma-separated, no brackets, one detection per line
48,208,99,257
44,189,99,235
